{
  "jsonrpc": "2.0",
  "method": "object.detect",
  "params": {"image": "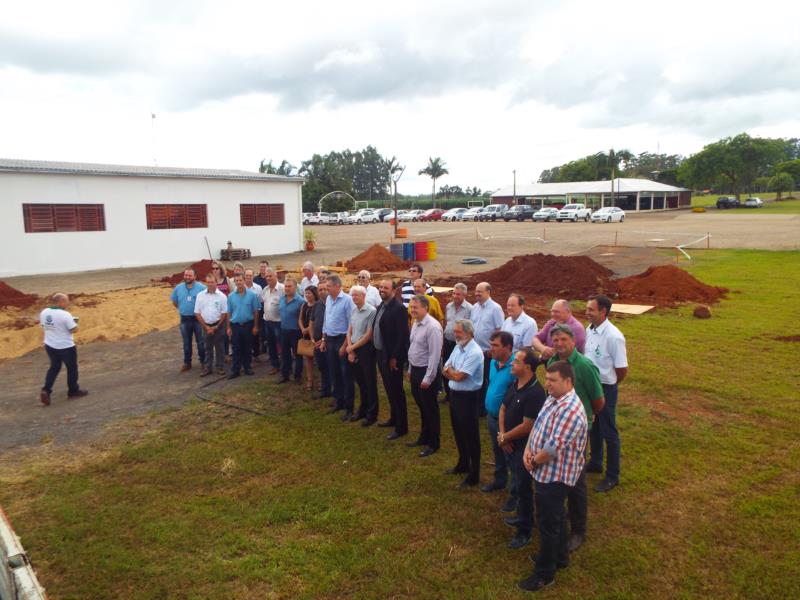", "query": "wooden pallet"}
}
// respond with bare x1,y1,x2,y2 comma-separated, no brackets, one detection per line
220,248,252,261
